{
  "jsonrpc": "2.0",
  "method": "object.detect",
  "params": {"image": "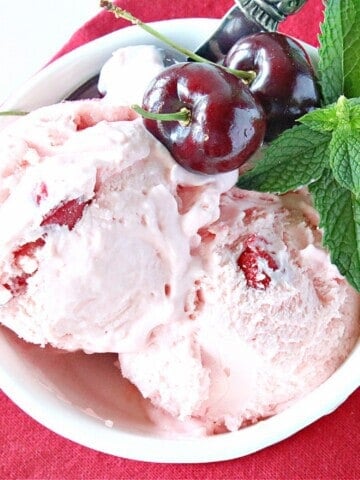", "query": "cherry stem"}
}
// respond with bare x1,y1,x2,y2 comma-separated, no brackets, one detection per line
132,104,191,125
100,1,256,83
0,110,28,116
